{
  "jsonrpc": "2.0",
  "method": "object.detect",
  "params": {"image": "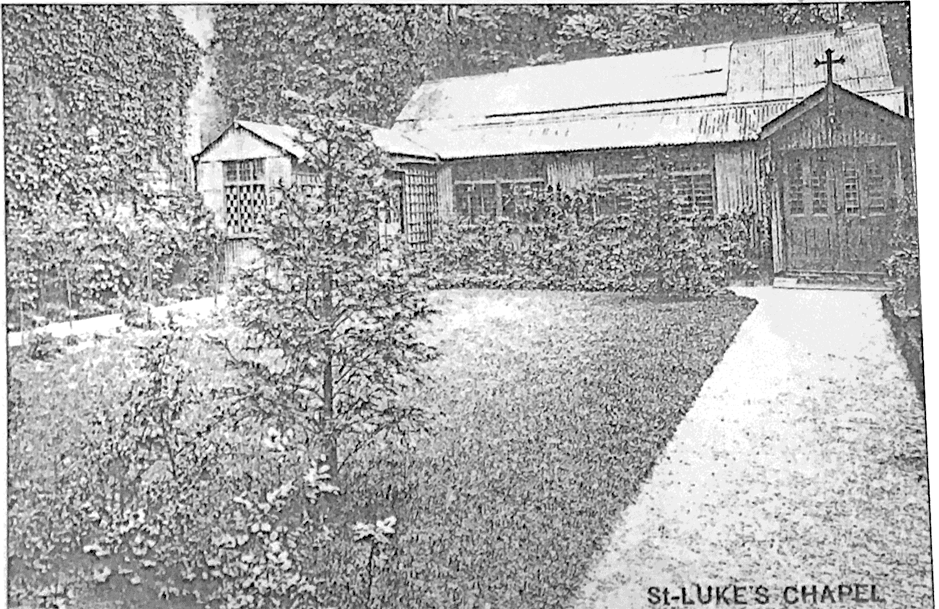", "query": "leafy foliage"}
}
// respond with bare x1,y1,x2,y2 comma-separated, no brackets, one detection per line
210,5,434,127
7,320,355,609
224,113,435,477
882,193,923,401
207,4,913,130
422,178,762,297
884,194,920,317
4,6,221,330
